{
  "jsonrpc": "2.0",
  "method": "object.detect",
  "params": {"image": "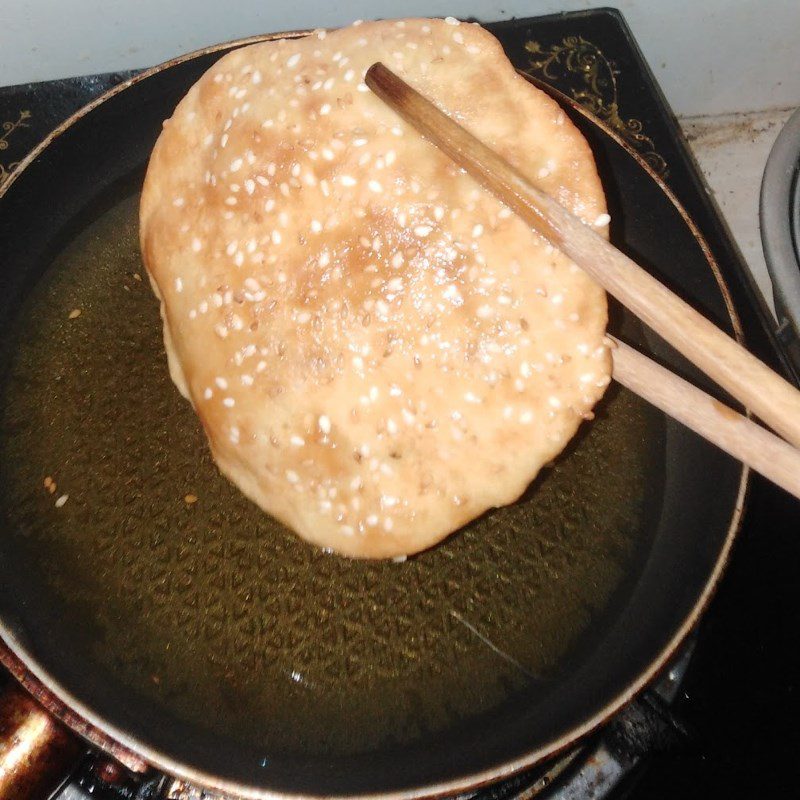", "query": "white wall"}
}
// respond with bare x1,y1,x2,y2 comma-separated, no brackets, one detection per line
1,1,798,116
